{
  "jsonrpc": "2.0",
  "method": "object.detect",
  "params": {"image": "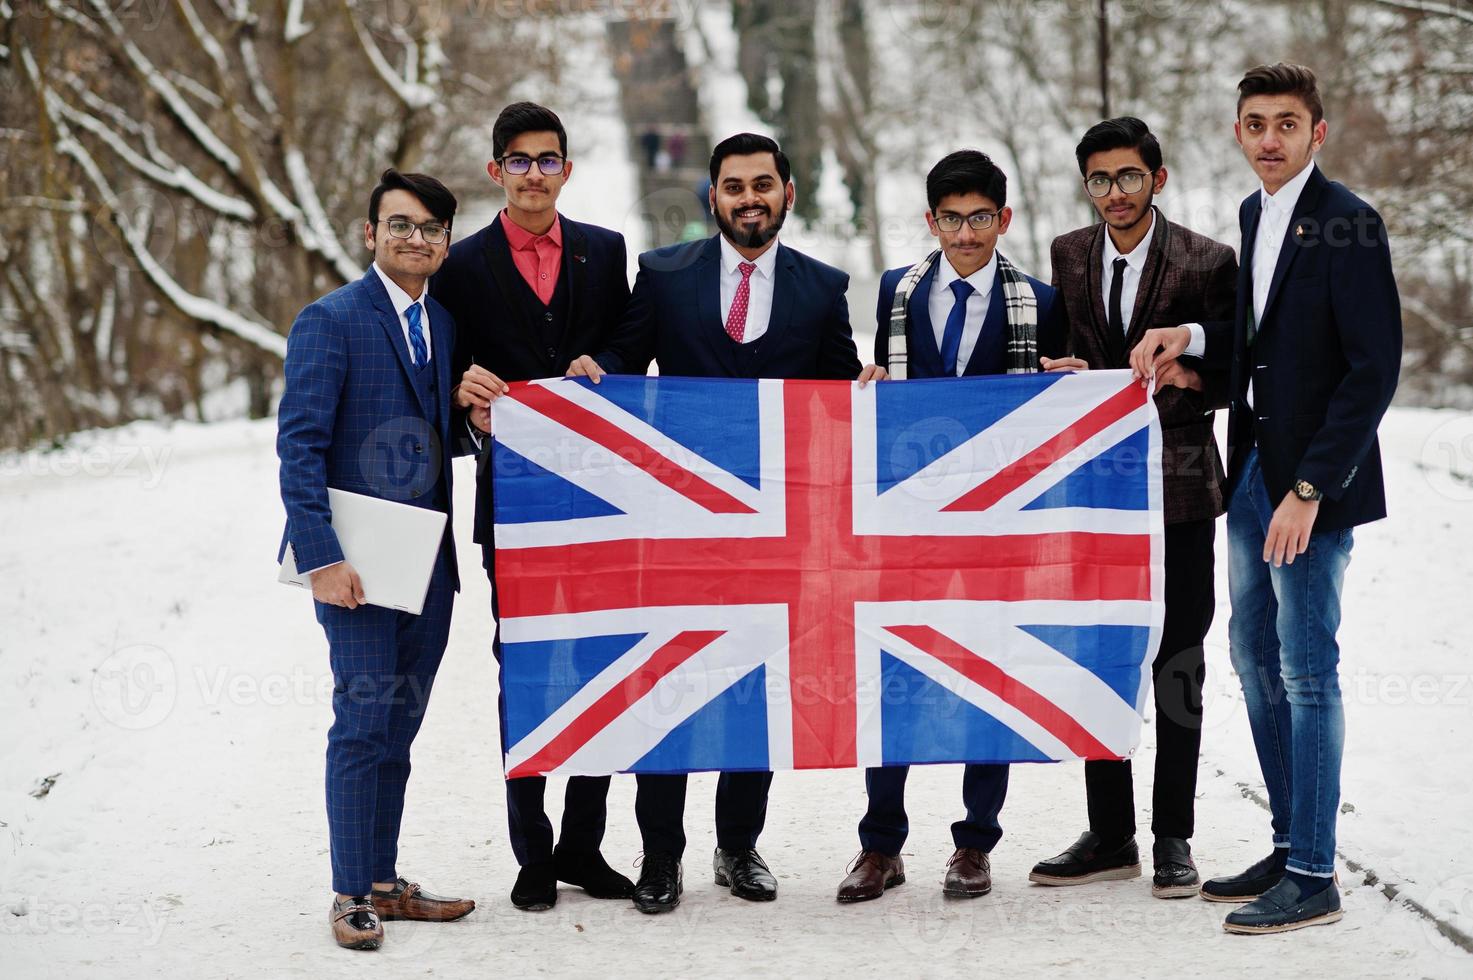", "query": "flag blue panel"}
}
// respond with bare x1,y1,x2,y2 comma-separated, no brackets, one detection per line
1017,624,1148,708
502,632,647,746
879,653,1052,765
1021,425,1151,511
493,442,625,524
633,664,770,773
